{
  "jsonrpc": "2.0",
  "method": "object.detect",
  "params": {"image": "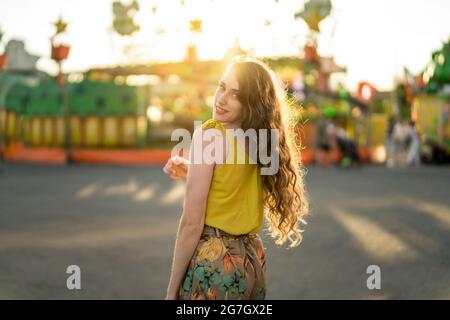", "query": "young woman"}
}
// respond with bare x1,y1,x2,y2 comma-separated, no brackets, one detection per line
164,56,309,300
